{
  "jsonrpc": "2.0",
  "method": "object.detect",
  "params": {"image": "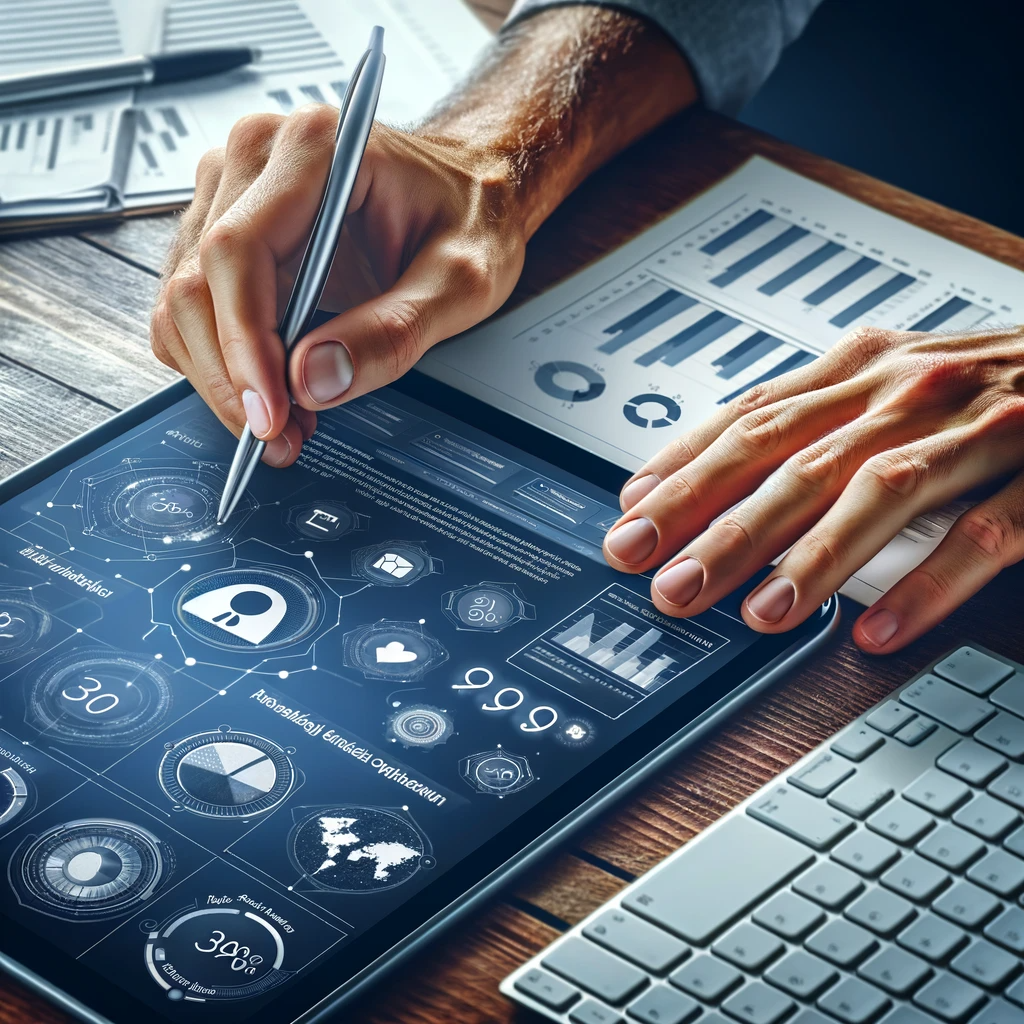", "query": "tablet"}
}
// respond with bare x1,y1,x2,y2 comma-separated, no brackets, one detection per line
0,372,838,1024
